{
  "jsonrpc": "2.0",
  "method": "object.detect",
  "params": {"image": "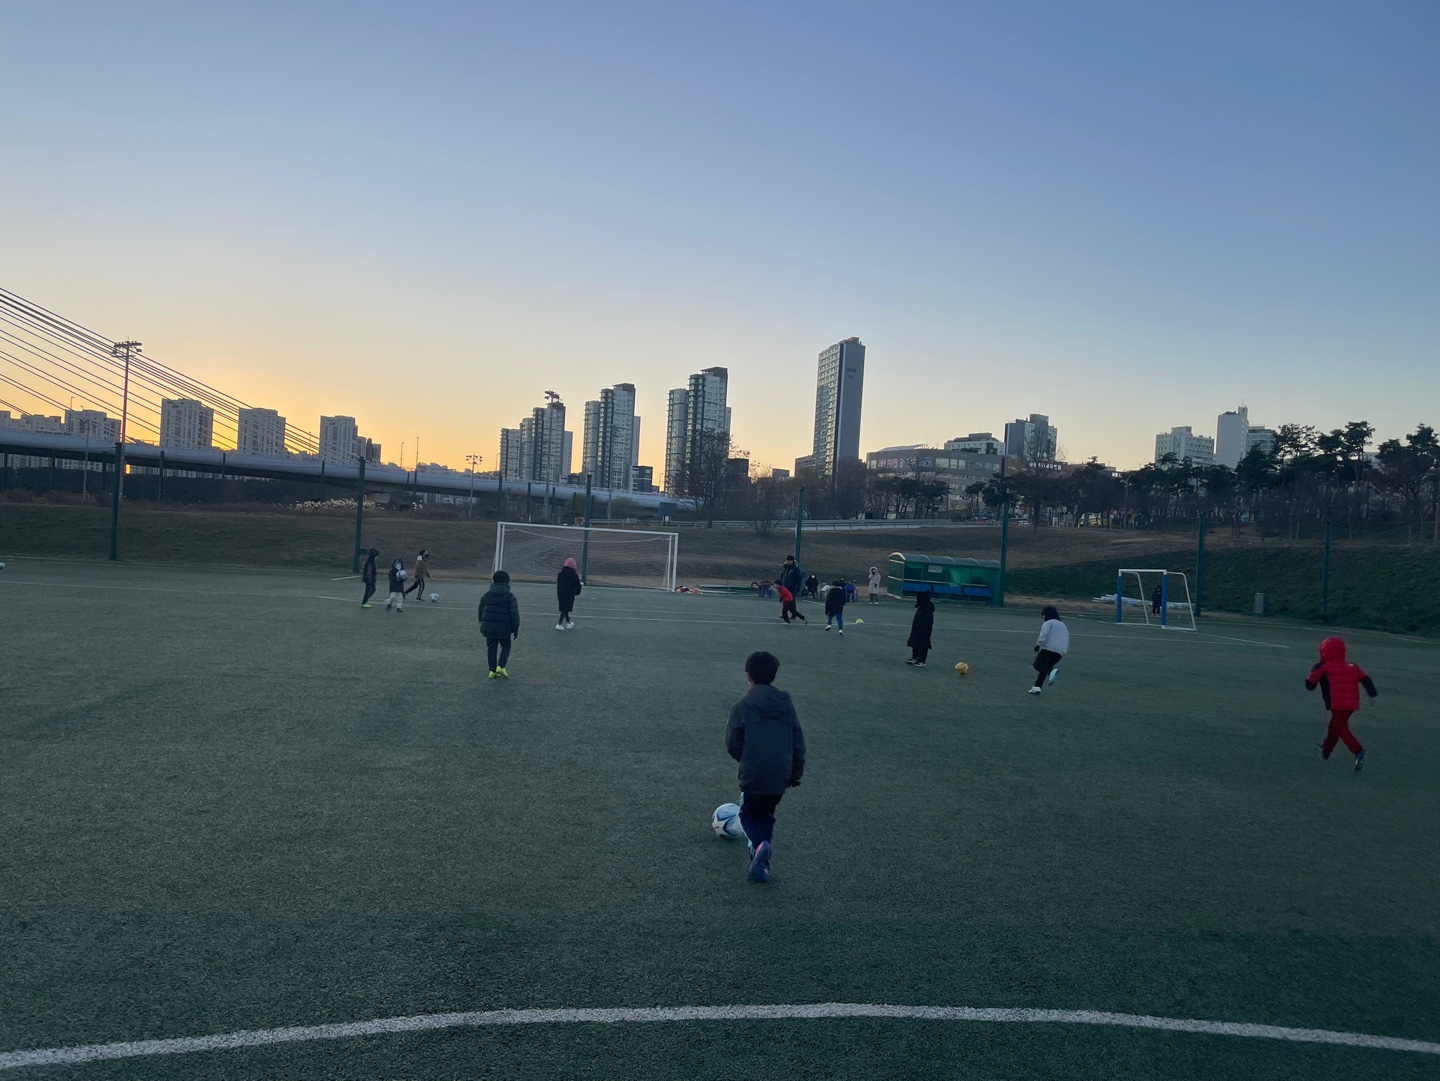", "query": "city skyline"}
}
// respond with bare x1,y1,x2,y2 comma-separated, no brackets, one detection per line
2,4,1436,474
